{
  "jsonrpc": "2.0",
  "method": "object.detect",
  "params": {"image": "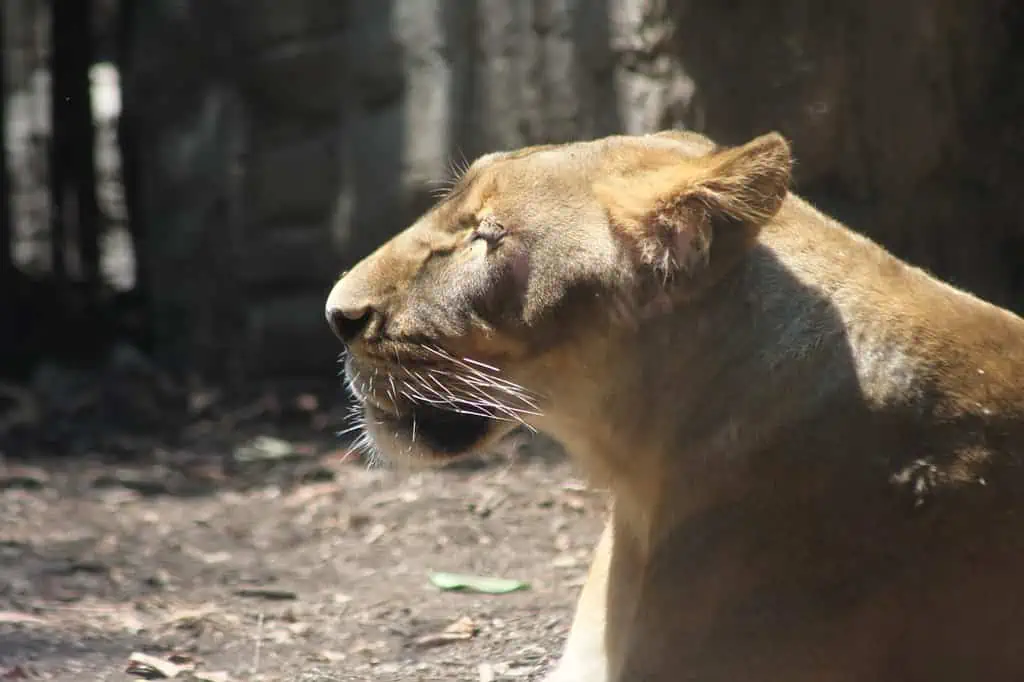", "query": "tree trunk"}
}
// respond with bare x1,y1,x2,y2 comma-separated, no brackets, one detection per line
0,3,12,277
50,0,100,294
